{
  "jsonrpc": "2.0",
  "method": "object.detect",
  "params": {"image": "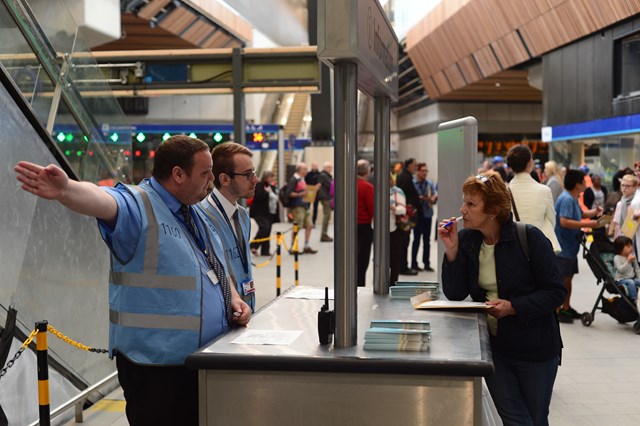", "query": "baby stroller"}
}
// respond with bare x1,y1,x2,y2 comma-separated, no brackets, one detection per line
579,232,640,334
